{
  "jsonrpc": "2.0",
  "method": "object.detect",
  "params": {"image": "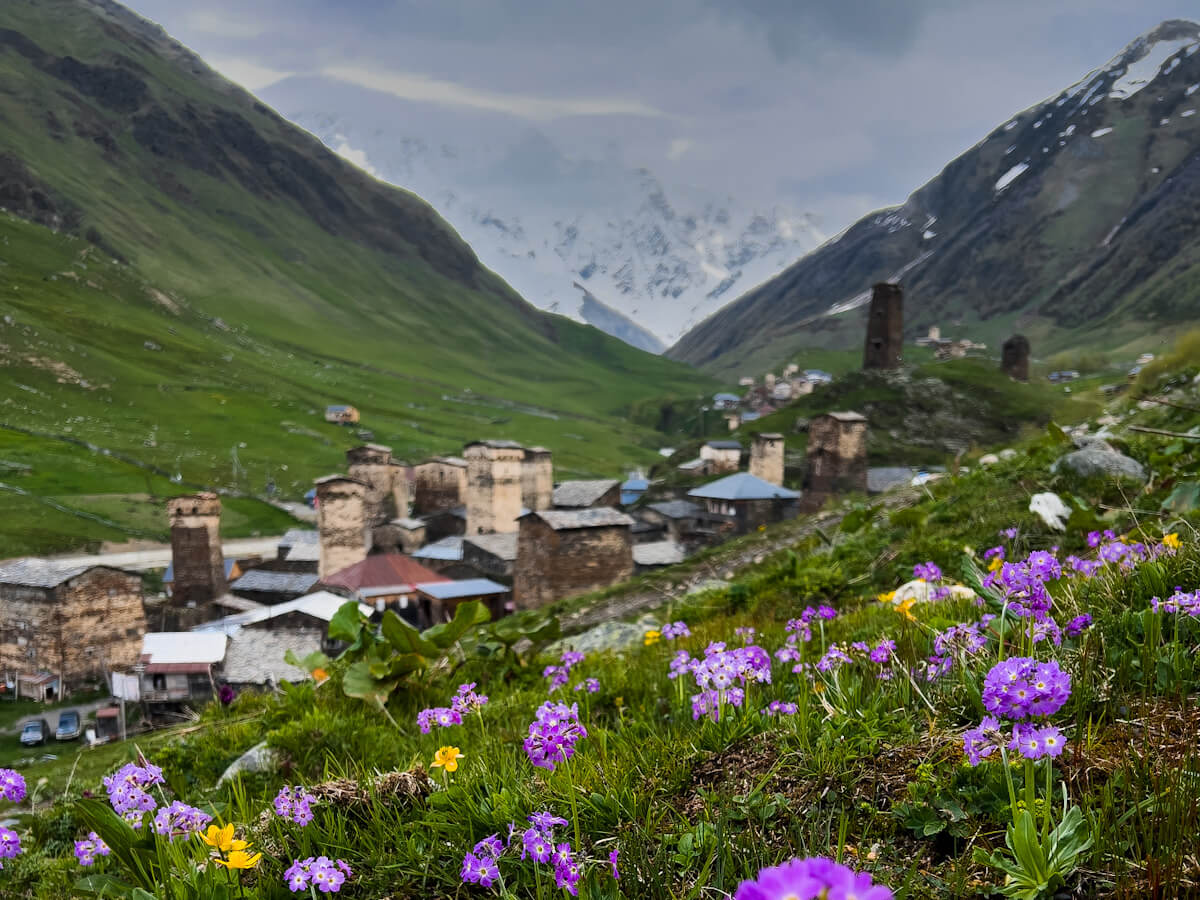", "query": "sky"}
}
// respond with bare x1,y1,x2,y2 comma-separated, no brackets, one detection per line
125,0,1197,234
